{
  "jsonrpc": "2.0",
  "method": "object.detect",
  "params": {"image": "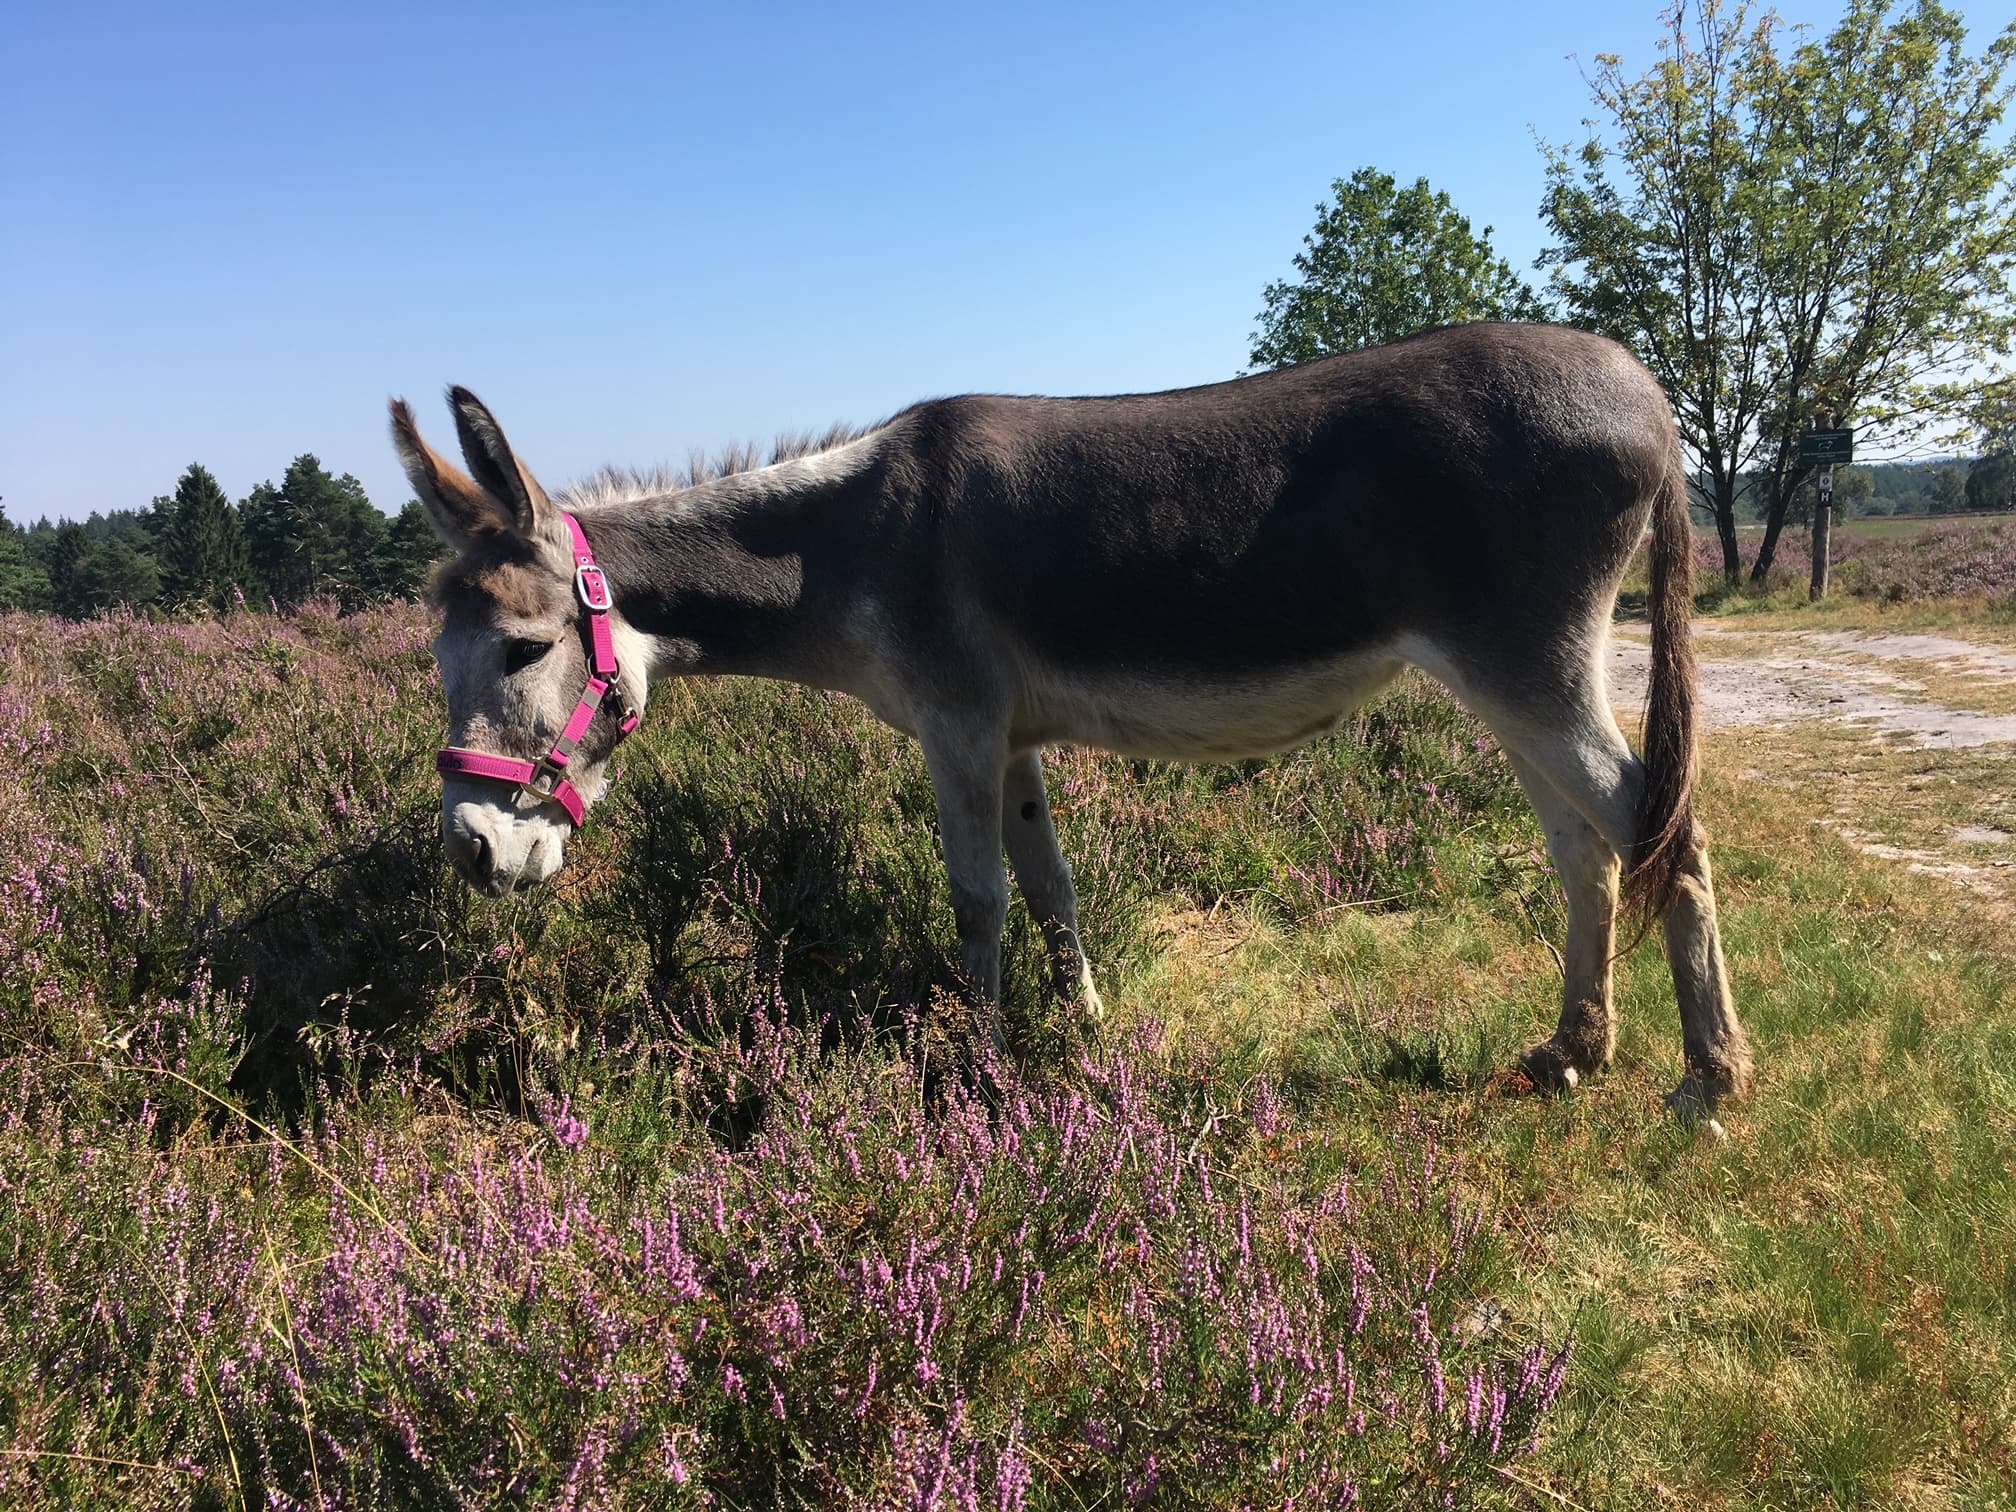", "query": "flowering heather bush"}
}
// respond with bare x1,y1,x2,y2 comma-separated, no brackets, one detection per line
1687,516,2016,604
1831,518,2016,602
3,1018,1568,1508
0,603,1556,1505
